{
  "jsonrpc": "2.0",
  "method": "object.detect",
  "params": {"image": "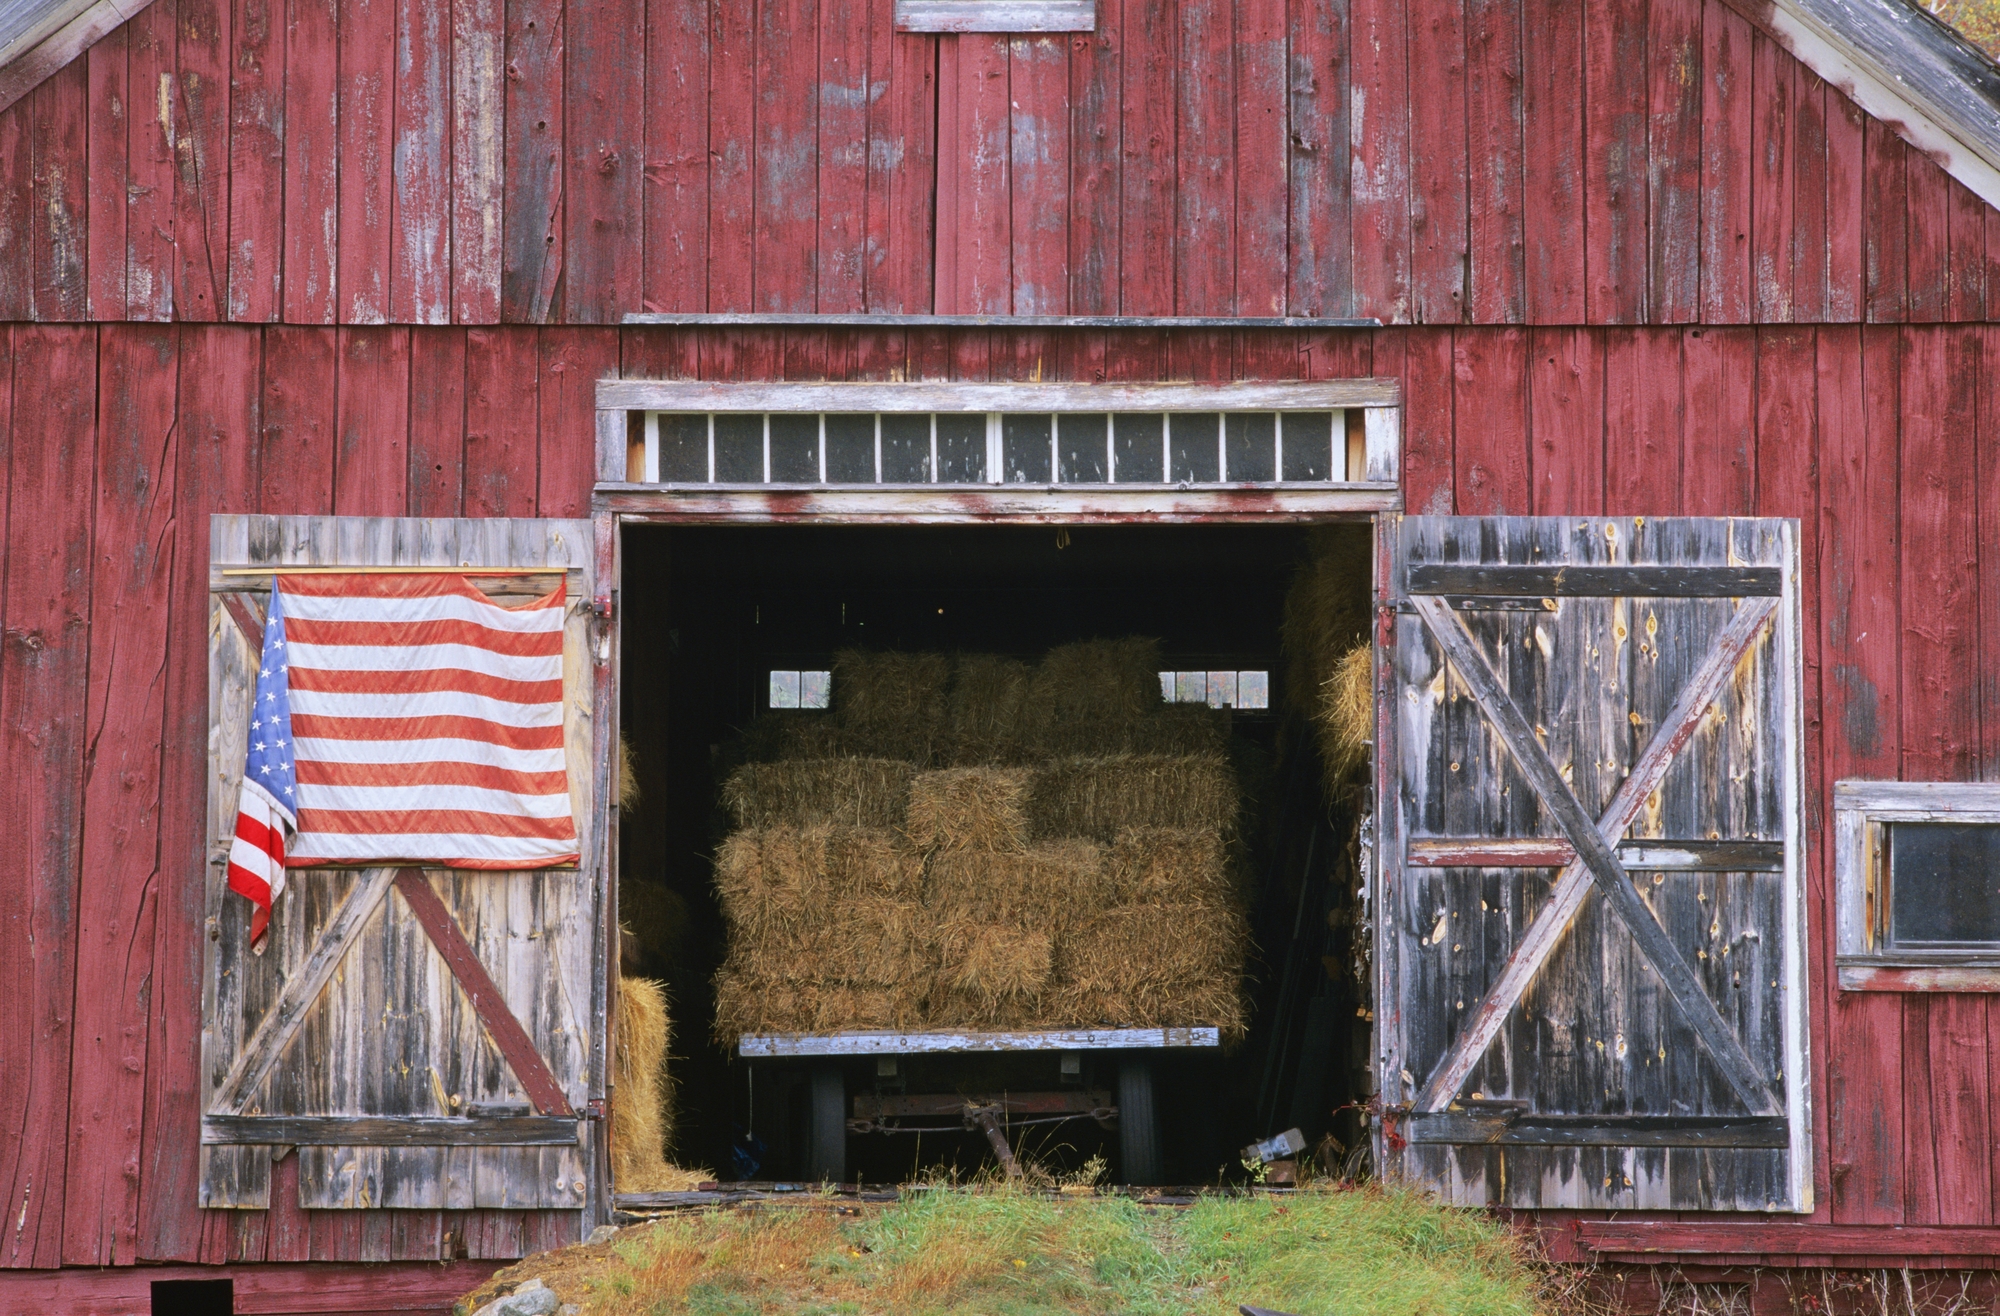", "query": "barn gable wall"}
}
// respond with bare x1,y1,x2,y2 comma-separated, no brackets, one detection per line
0,320,1986,1264
0,0,1996,325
